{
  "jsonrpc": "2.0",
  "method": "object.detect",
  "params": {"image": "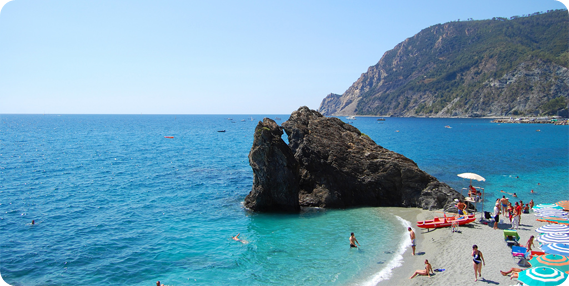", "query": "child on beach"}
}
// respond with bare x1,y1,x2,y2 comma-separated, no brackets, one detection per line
526,235,535,251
